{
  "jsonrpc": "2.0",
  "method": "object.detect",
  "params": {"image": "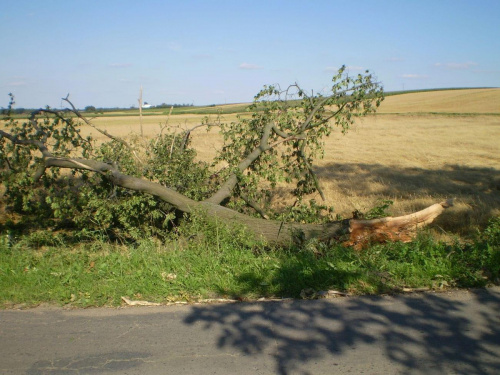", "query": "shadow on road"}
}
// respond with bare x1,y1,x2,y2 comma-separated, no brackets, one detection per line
184,288,500,374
